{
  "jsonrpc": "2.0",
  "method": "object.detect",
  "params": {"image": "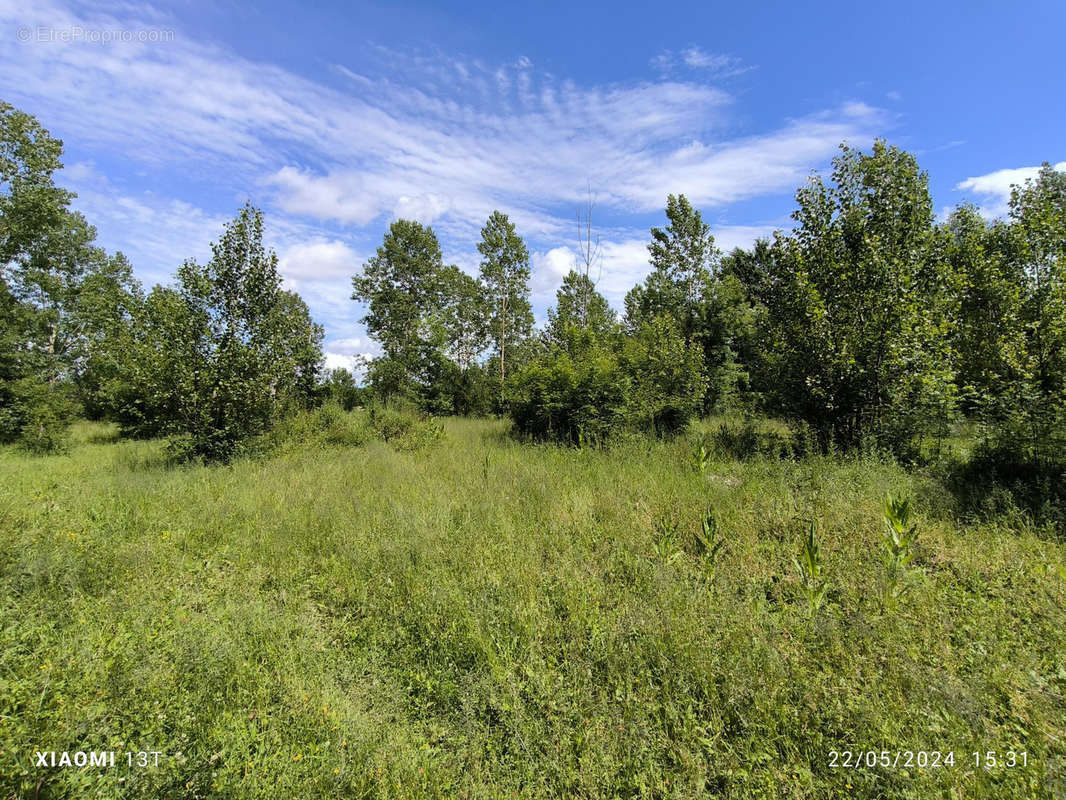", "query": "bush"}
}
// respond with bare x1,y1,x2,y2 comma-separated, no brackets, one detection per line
507,318,708,445
2,377,77,455
623,316,706,437
707,417,809,461
507,347,630,445
369,404,445,450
